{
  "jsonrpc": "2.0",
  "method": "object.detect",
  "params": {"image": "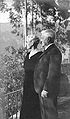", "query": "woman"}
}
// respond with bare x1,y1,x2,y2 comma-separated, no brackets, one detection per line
20,37,42,119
